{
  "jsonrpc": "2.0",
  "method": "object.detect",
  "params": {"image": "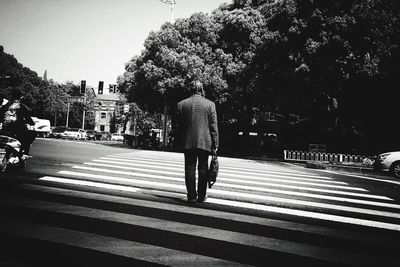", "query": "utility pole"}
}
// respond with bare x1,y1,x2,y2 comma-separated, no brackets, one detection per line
82,94,86,130
160,0,176,23
159,0,176,150
81,80,87,130
66,102,70,127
